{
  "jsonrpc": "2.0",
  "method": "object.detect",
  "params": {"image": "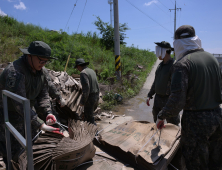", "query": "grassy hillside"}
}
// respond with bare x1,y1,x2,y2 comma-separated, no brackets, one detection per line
0,15,156,109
